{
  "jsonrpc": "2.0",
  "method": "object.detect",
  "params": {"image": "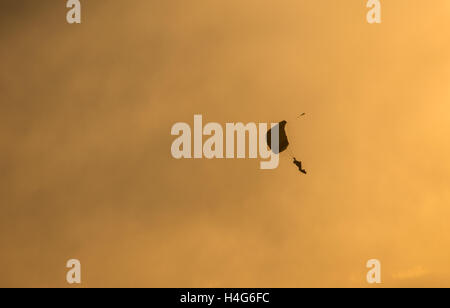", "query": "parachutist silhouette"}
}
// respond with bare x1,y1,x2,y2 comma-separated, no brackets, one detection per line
293,158,307,174
267,120,308,175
